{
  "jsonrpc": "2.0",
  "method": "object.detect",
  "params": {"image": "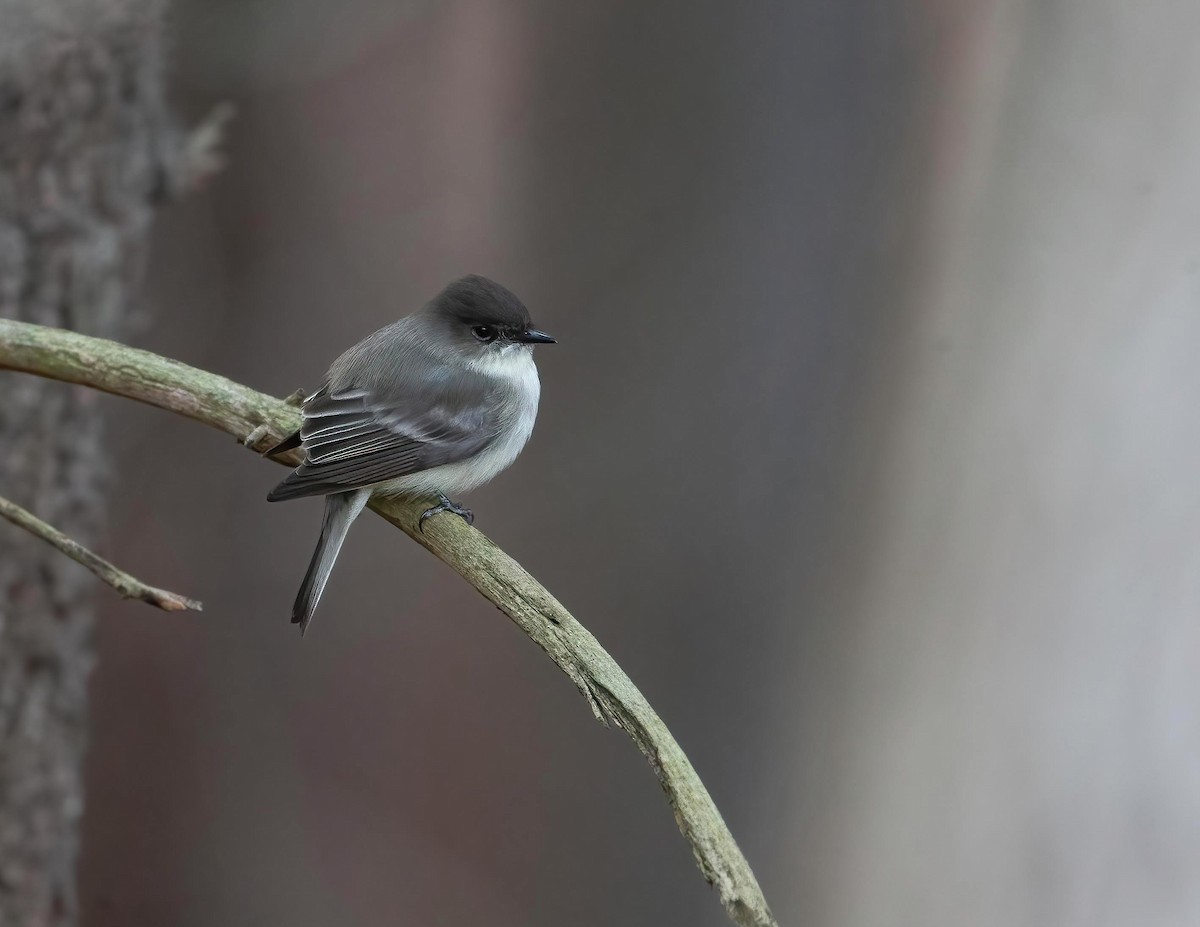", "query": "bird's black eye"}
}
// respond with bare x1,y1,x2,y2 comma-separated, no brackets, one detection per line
471,325,498,343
